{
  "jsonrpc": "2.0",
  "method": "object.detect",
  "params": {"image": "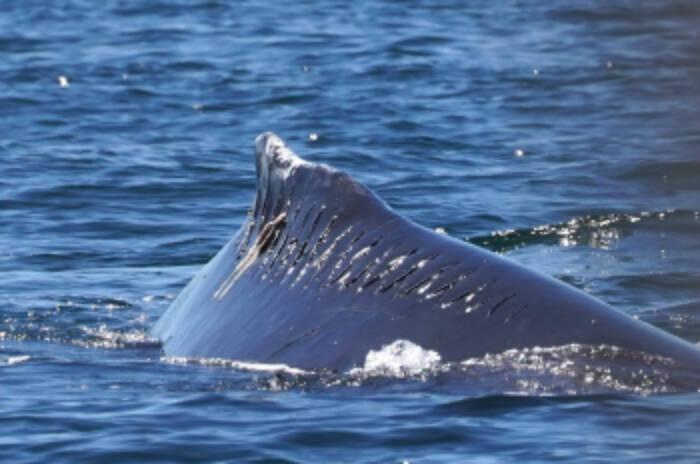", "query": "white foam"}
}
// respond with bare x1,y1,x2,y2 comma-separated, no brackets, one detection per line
2,355,31,366
81,324,160,349
161,356,308,375
353,339,442,377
